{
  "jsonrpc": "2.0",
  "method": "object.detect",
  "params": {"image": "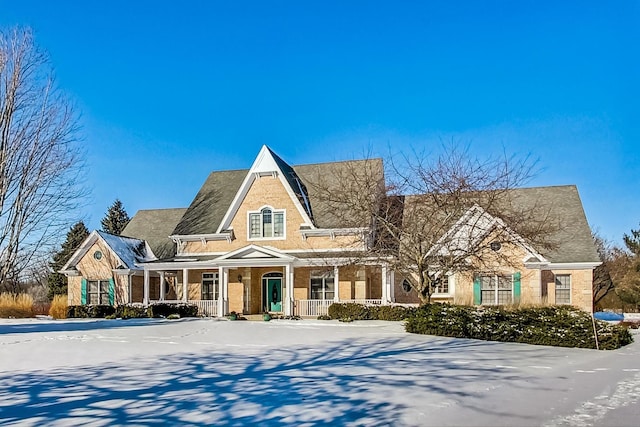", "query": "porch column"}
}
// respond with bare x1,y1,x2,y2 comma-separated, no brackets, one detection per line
182,268,188,302
159,271,166,301
127,274,132,304
143,269,150,305
389,269,395,303
382,264,389,304
285,264,294,316
220,267,229,316
334,265,340,302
